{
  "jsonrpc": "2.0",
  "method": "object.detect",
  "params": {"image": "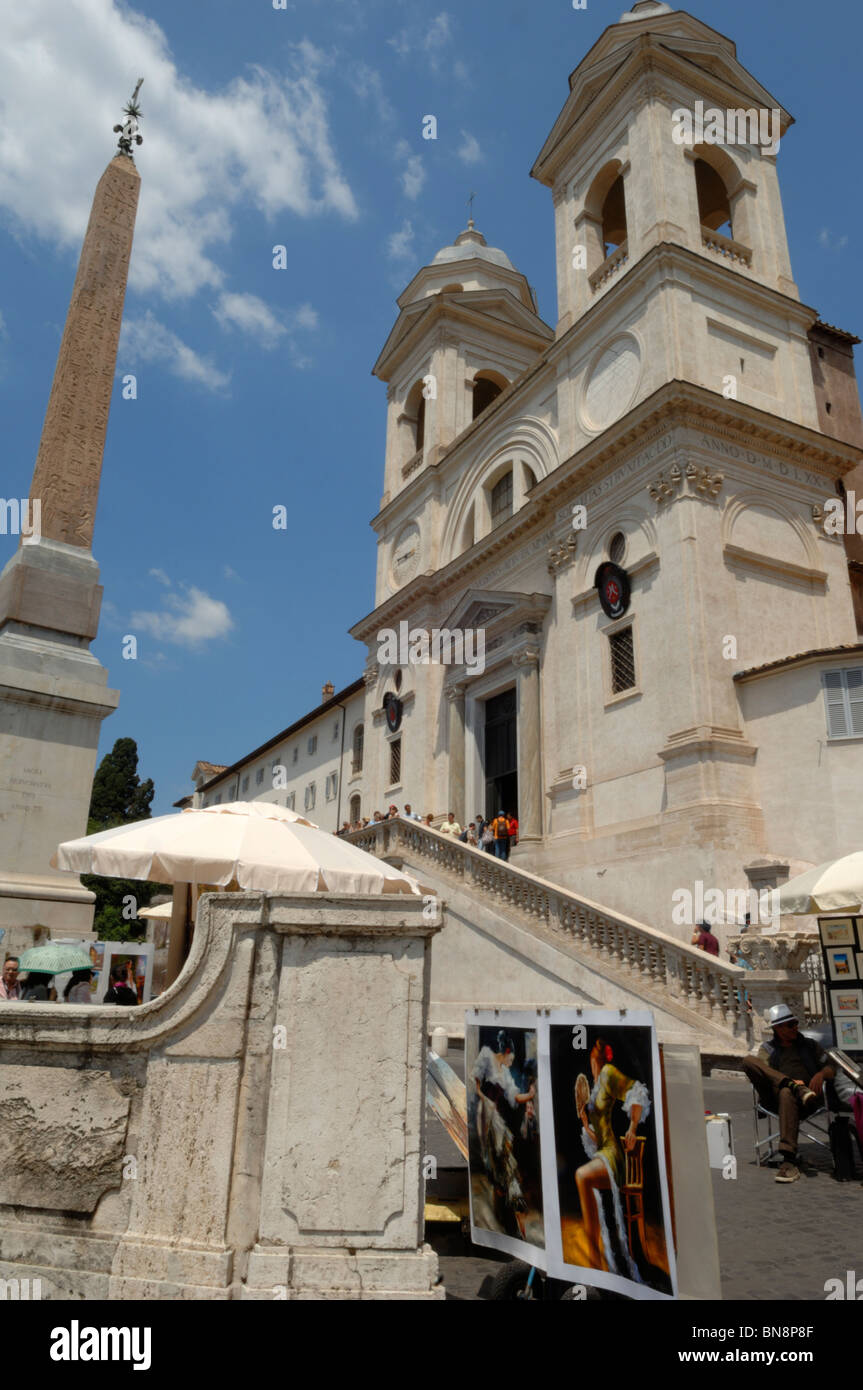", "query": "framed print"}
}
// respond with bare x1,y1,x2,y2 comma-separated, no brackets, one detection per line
465,1013,546,1268
826,948,858,982
818,918,857,948
857,953,863,979
836,1017,863,1051
831,989,863,1016
540,1010,677,1300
